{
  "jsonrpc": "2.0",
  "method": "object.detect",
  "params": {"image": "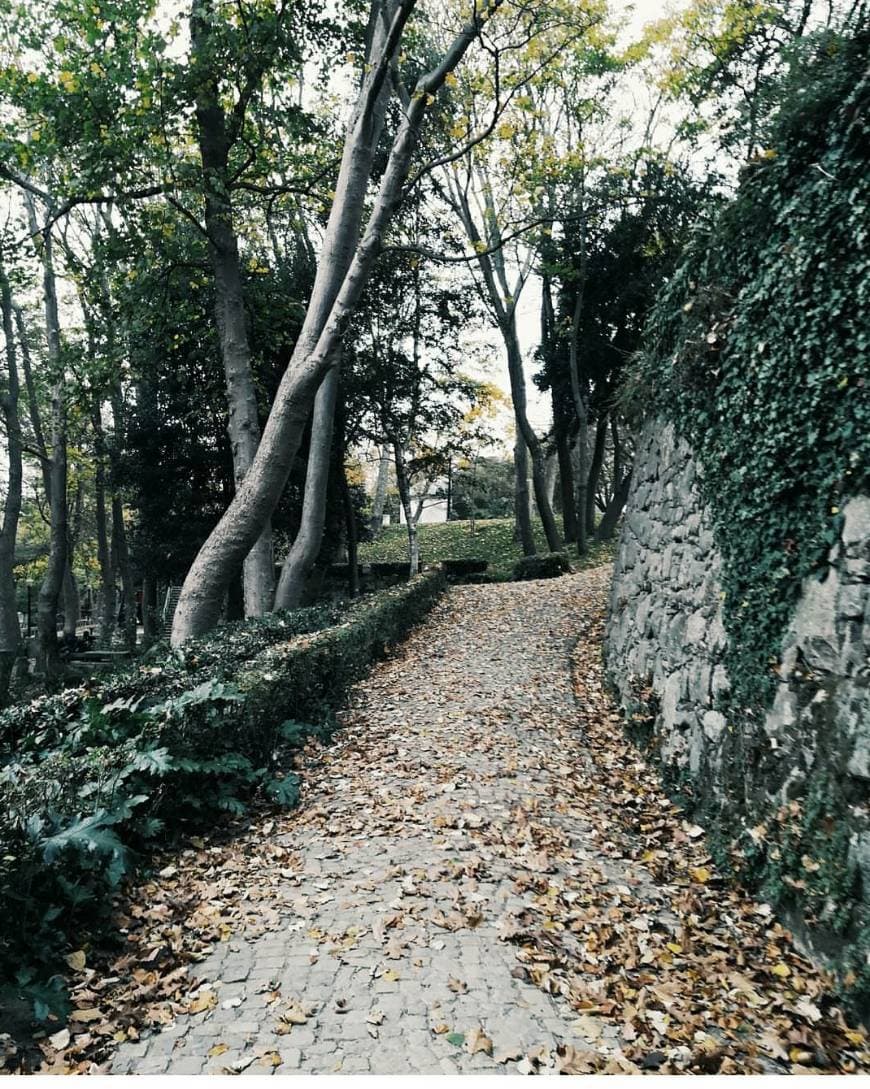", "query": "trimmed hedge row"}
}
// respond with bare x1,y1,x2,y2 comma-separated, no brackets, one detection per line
513,552,572,581
0,600,348,756
0,570,445,1016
